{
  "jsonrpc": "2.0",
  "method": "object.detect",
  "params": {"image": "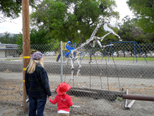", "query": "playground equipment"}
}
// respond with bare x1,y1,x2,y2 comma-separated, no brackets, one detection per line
56,42,67,62
56,42,85,62
101,41,148,63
